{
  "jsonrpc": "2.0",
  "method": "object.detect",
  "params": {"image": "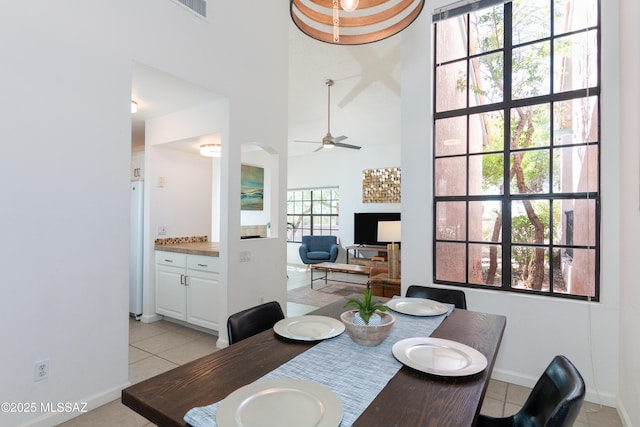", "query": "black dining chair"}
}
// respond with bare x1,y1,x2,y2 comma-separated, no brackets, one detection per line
227,301,285,345
405,285,467,309
477,355,585,427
